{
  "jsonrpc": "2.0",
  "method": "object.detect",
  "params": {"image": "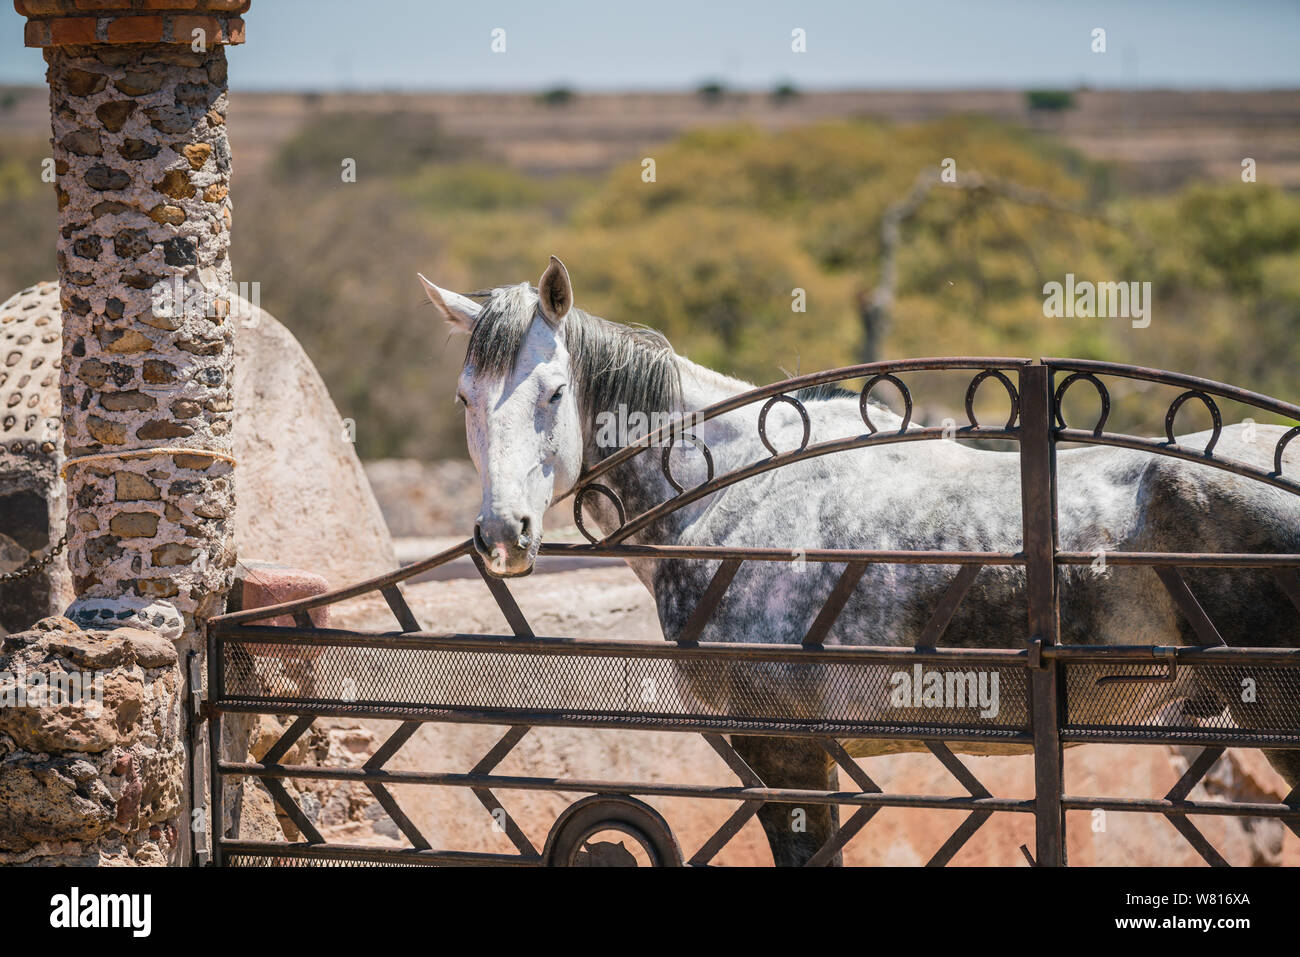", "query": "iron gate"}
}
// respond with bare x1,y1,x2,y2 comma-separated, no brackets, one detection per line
205,358,1300,866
